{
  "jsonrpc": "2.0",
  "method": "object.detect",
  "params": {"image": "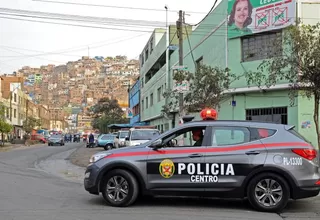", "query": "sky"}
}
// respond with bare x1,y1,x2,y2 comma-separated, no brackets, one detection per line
0,0,221,74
